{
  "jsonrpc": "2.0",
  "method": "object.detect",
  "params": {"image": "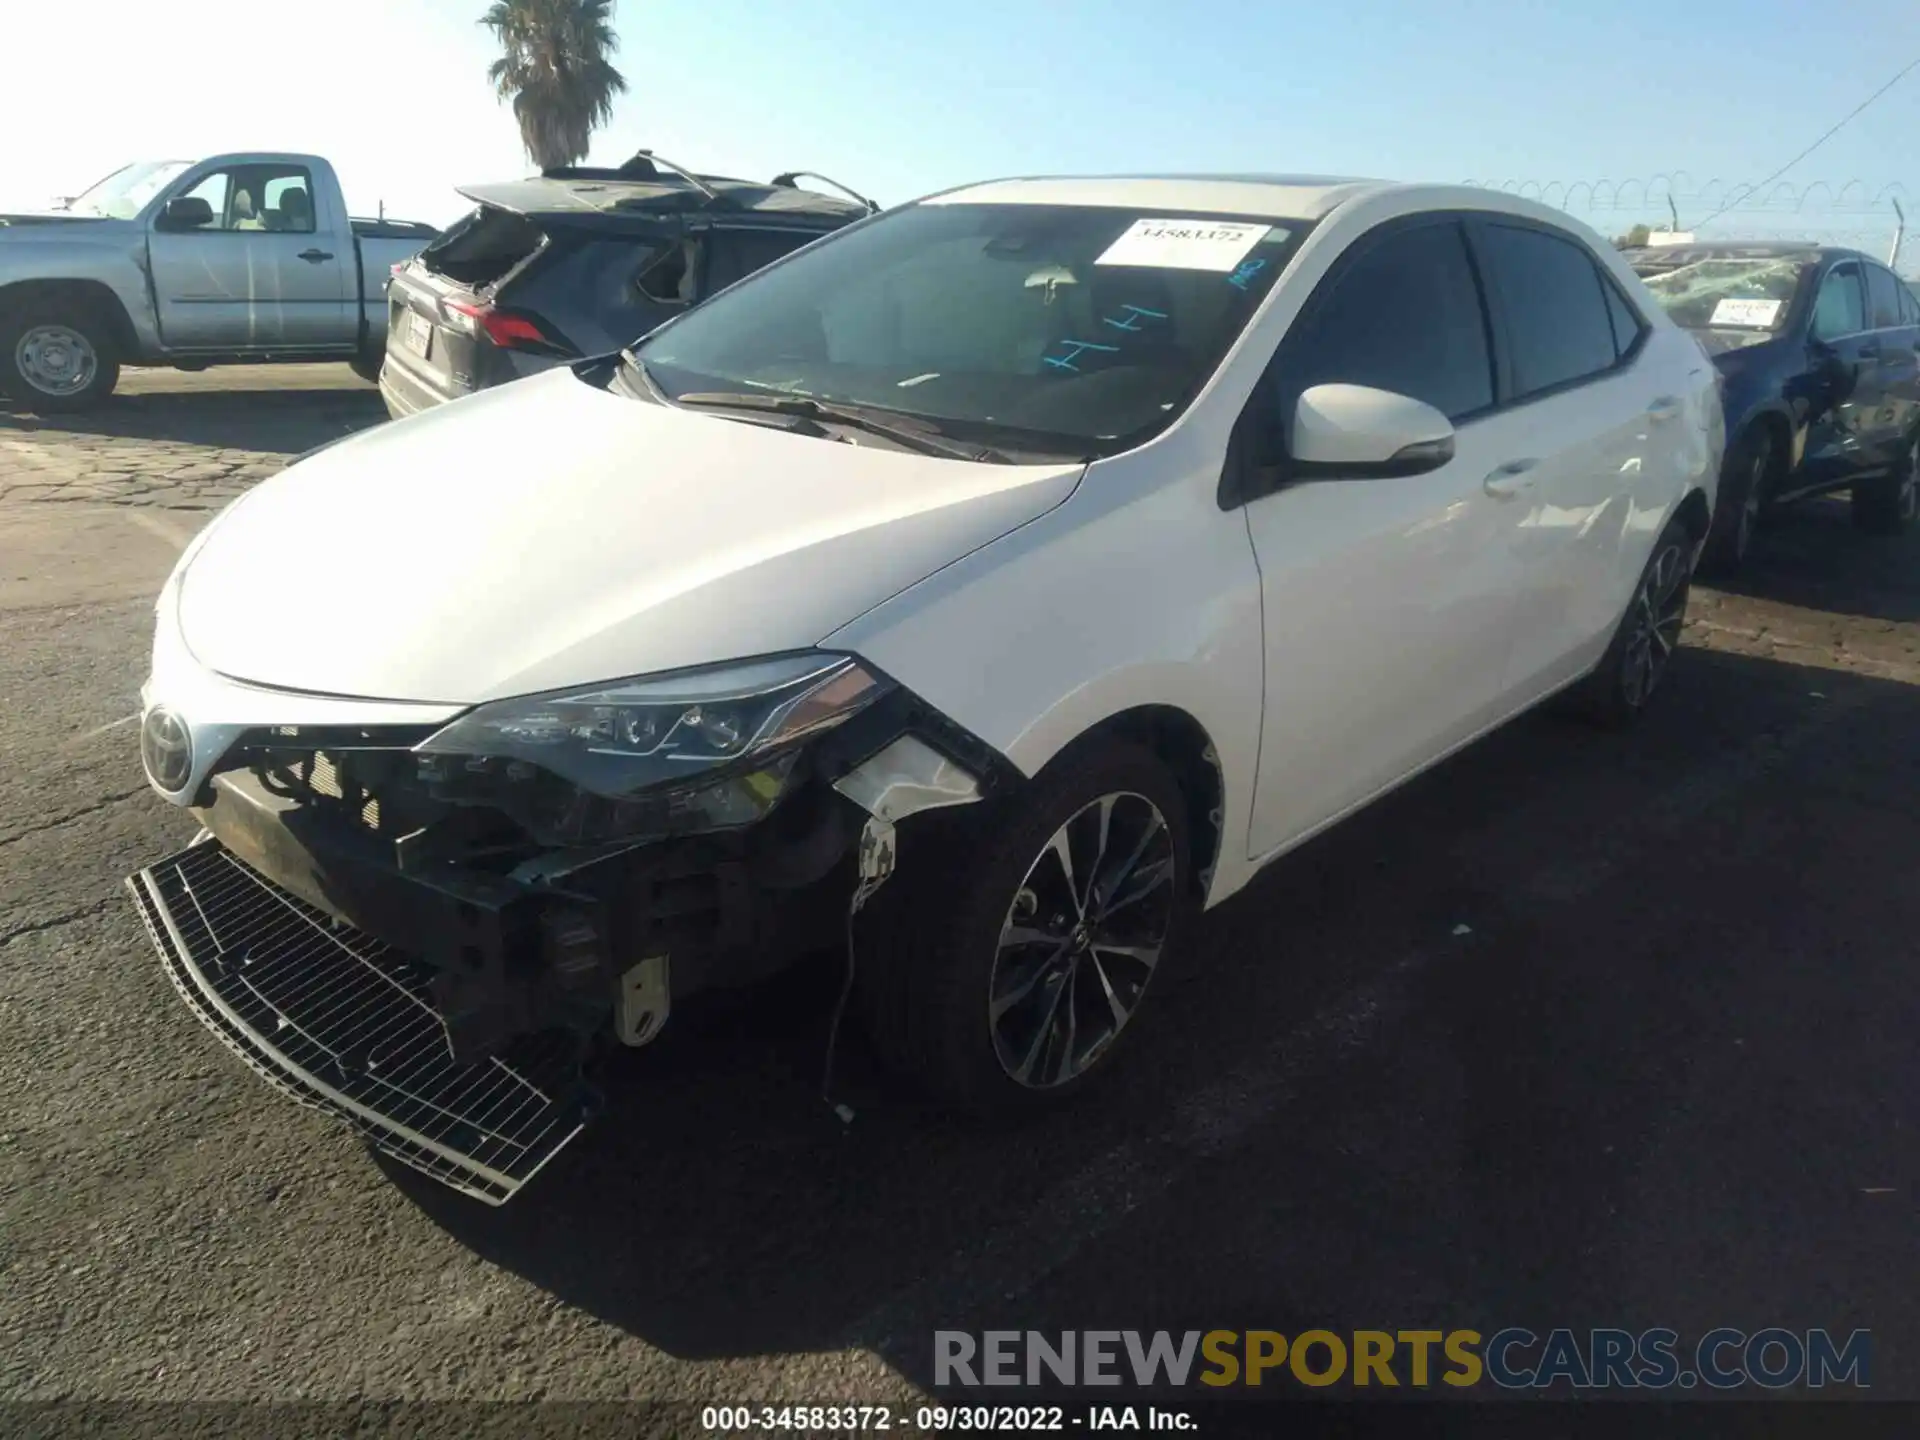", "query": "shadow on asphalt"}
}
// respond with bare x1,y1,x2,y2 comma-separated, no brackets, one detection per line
0,385,388,454
375,629,1920,1396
